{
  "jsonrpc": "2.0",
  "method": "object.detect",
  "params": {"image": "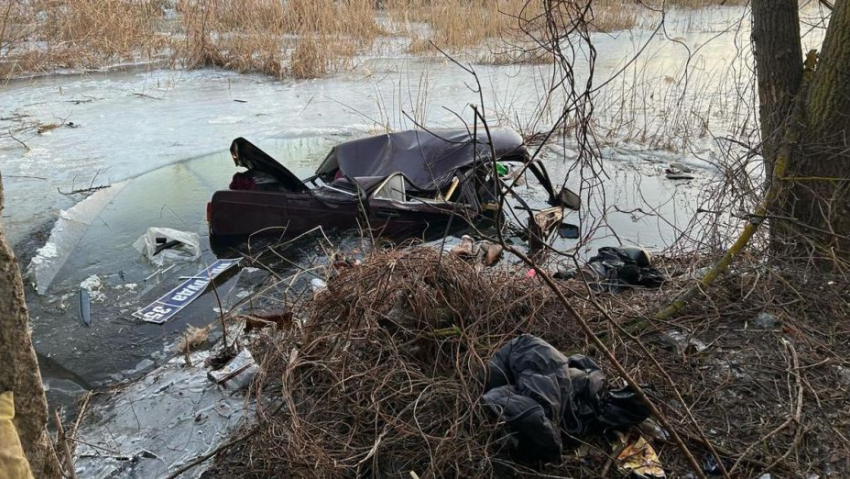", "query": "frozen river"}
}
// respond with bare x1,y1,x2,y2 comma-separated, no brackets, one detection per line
4,4,825,409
